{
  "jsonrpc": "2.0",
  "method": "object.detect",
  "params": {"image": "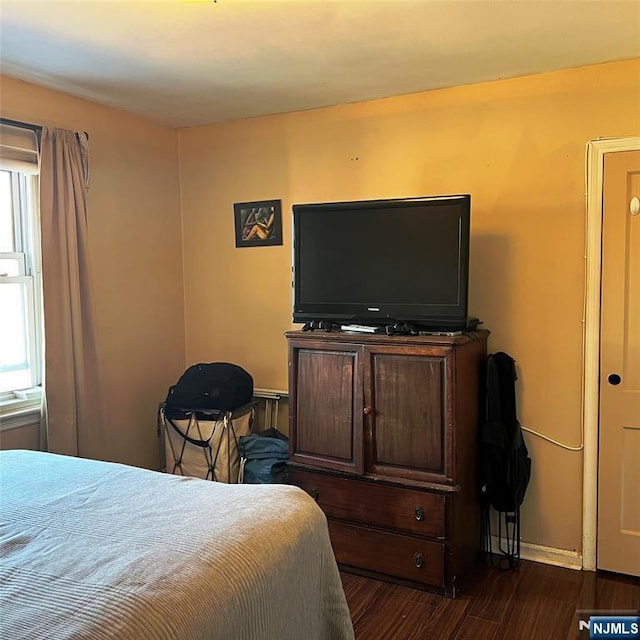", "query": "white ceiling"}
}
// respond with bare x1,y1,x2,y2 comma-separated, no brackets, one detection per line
1,0,639,128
